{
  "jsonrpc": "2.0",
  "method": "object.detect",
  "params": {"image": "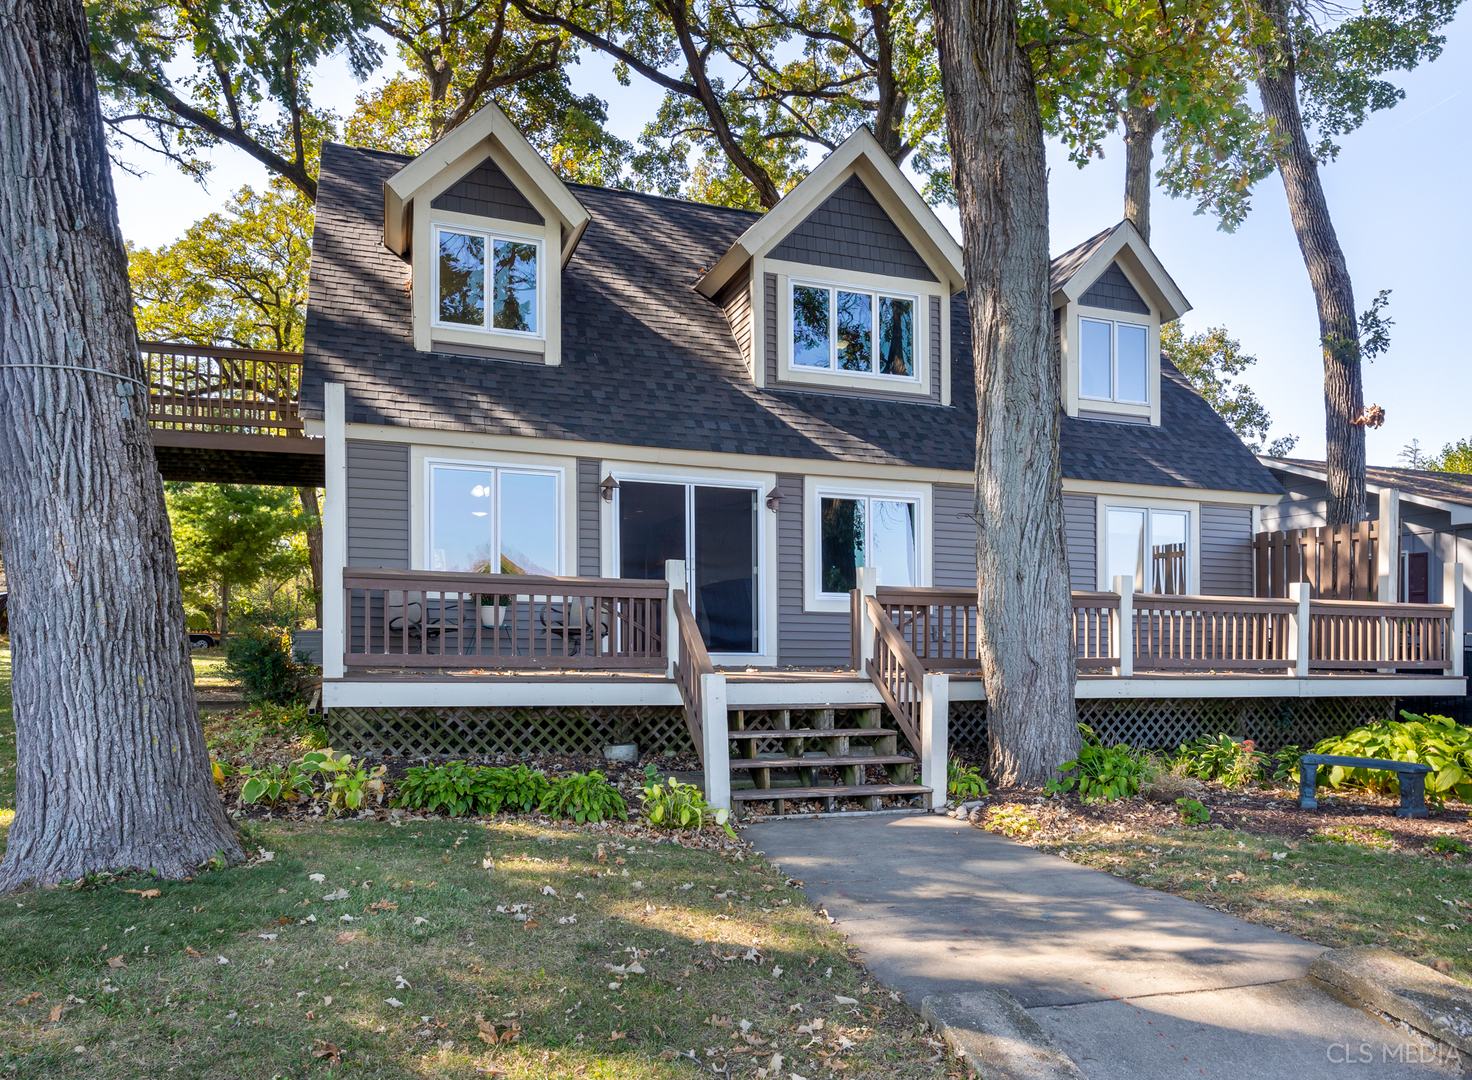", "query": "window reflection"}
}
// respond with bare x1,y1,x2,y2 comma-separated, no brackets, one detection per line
437,232,484,327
